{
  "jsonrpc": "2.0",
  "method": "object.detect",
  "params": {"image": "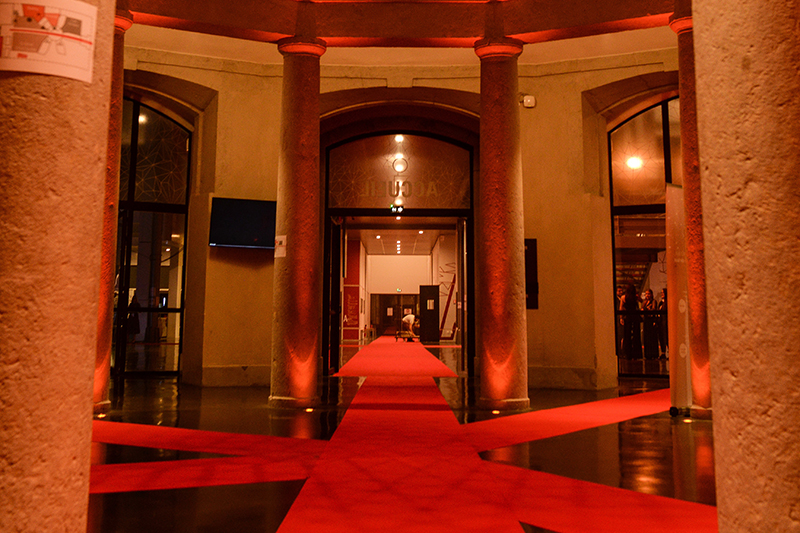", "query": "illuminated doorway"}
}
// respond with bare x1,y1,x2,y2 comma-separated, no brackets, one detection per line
609,98,681,377
323,132,474,378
